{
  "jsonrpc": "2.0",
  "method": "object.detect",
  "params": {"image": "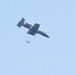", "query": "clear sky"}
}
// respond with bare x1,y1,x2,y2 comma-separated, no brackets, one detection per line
0,0,75,75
